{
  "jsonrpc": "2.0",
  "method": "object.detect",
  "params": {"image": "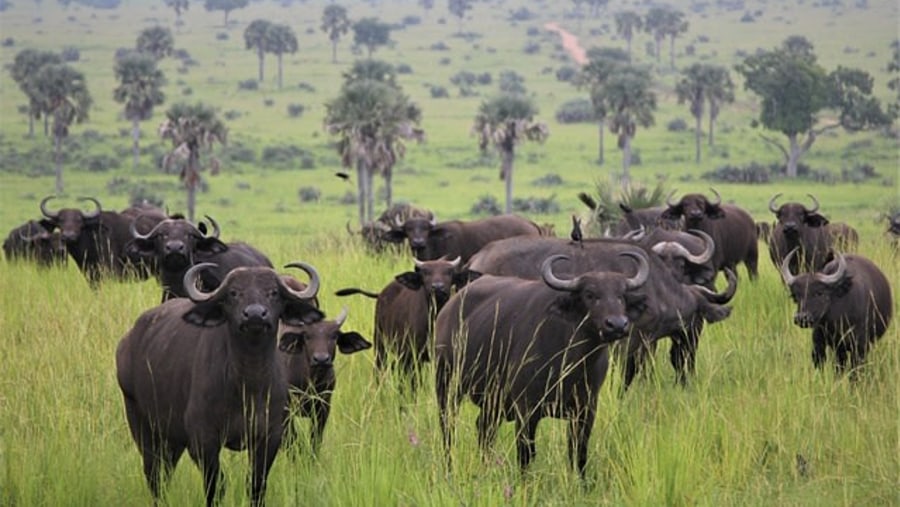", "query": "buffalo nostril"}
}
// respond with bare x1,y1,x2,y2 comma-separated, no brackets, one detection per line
243,304,269,320
312,353,332,365
604,316,628,332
